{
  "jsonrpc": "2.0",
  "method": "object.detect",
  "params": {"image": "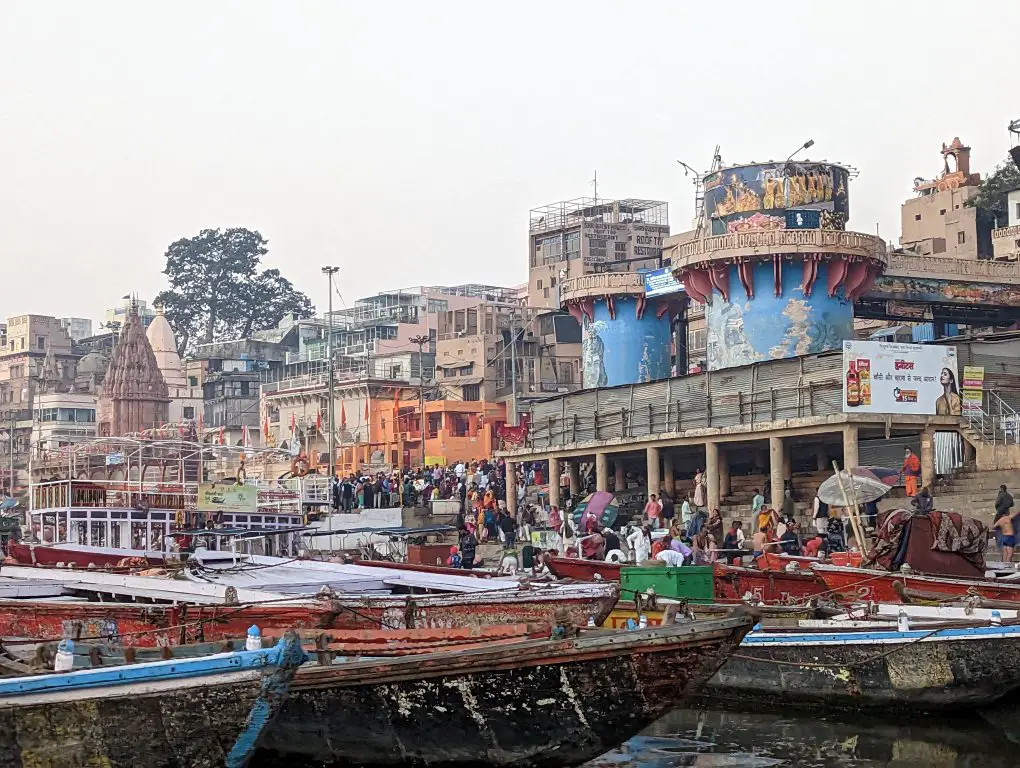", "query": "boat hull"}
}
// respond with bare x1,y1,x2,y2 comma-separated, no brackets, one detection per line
8,541,165,568
709,624,1020,712
812,564,1020,604
546,556,622,582
256,616,752,768
712,562,827,605
0,585,619,649
0,636,305,768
